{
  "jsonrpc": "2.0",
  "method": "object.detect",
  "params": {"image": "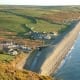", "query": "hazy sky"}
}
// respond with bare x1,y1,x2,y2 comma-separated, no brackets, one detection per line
0,0,80,5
